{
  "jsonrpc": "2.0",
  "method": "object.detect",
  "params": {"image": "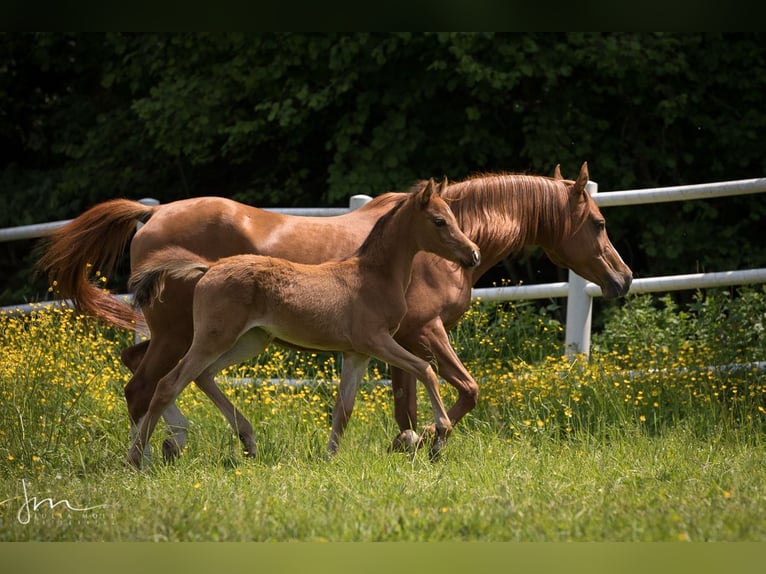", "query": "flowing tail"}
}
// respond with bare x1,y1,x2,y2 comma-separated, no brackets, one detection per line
129,247,211,310
36,199,158,331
